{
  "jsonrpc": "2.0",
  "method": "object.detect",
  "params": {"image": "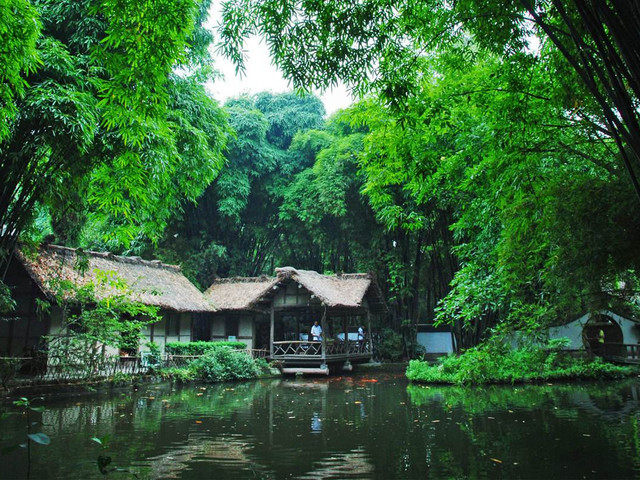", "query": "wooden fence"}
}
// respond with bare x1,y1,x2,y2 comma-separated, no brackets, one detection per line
0,347,270,390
